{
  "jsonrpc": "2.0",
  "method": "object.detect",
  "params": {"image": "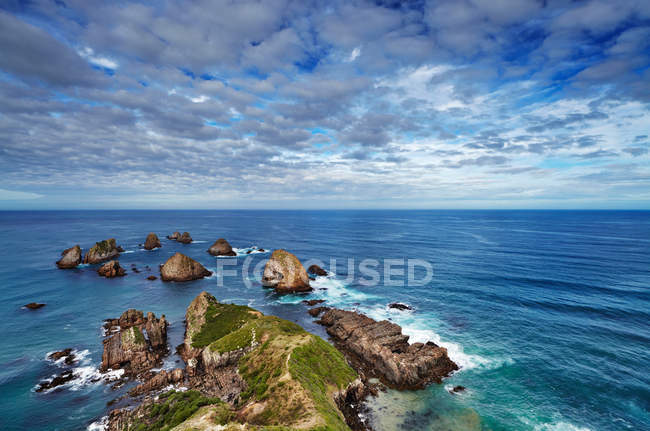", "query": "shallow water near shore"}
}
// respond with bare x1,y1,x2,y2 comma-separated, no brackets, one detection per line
0,210,648,430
